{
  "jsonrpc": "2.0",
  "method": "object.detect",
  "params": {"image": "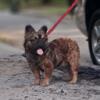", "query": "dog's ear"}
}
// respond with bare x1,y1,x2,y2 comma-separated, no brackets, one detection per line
25,25,35,33
39,25,48,34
